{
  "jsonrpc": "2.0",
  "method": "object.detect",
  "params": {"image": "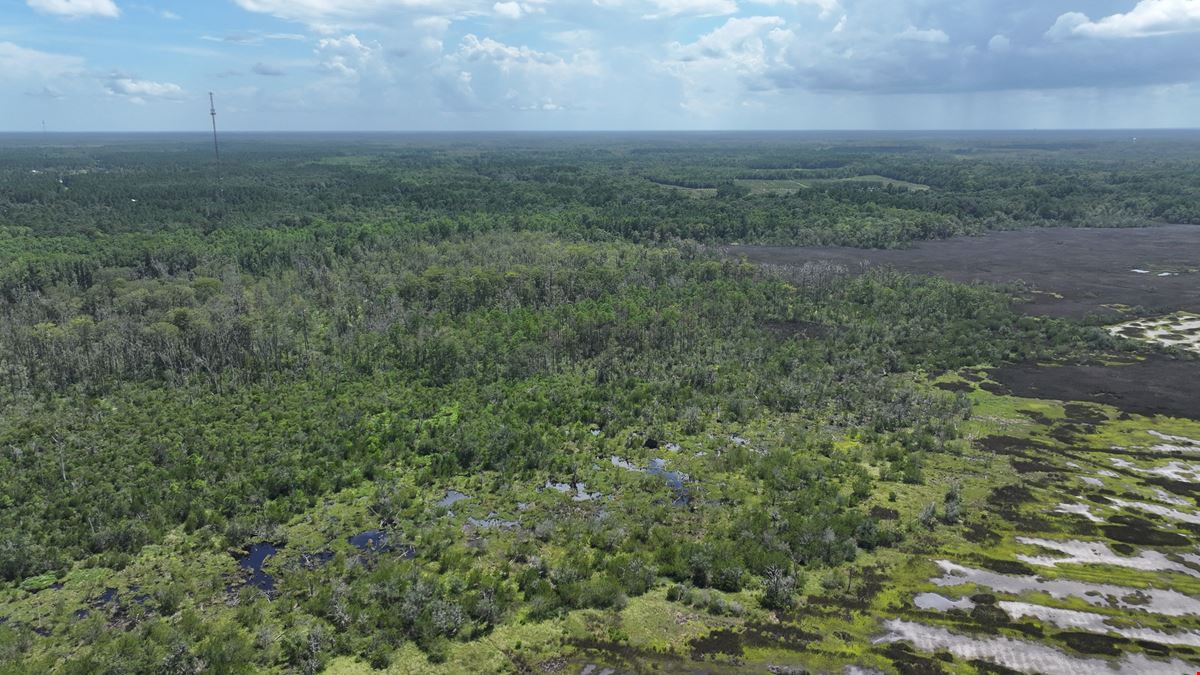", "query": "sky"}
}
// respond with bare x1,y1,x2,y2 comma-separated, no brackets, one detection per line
2,0,1199,131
